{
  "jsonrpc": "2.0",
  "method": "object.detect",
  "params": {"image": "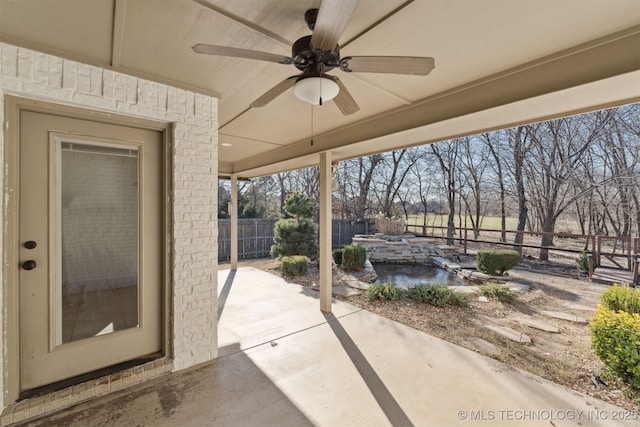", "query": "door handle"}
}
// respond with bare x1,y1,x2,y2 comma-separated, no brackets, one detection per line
22,260,37,271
